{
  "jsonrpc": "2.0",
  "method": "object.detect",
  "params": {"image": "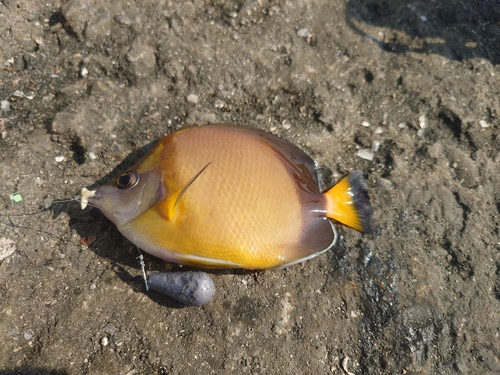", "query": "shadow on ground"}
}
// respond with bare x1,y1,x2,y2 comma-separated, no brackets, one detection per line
346,0,500,64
